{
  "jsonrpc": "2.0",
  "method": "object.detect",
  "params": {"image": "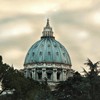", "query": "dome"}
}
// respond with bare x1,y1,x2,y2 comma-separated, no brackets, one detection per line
24,19,71,66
